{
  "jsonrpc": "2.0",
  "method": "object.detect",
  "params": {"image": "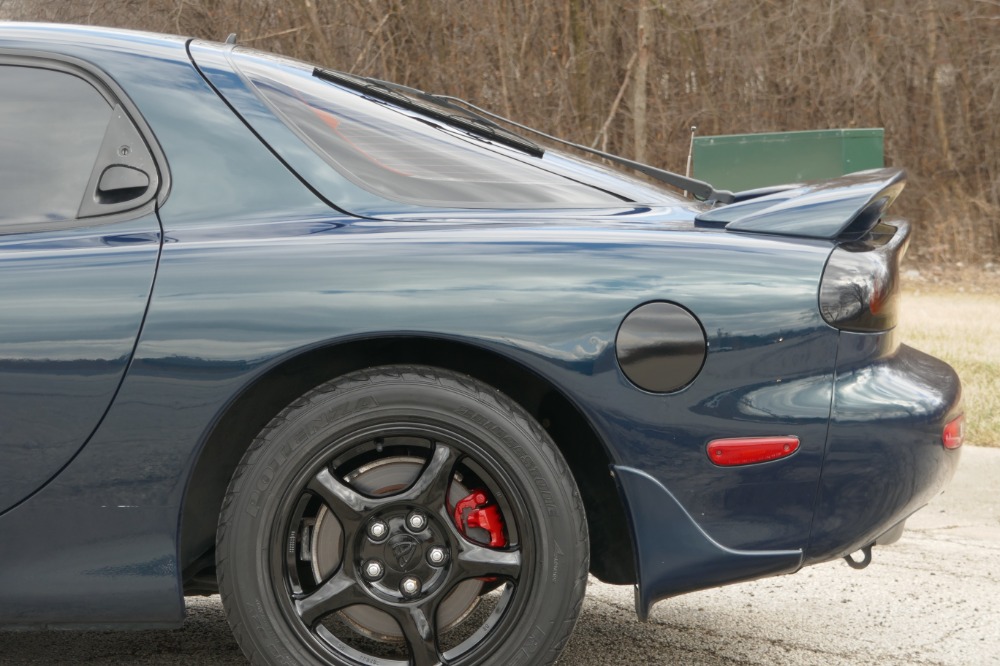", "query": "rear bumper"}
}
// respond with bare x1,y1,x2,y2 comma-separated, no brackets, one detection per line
805,333,962,563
